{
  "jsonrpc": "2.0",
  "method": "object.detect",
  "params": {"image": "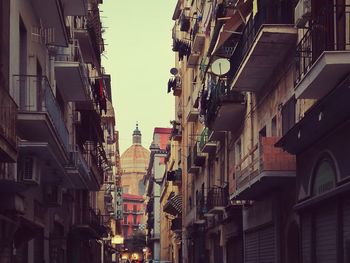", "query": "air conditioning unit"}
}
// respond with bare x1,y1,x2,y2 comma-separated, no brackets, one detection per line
295,0,311,28
44,184,63,207
20,156,40,185
73,111,81,125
